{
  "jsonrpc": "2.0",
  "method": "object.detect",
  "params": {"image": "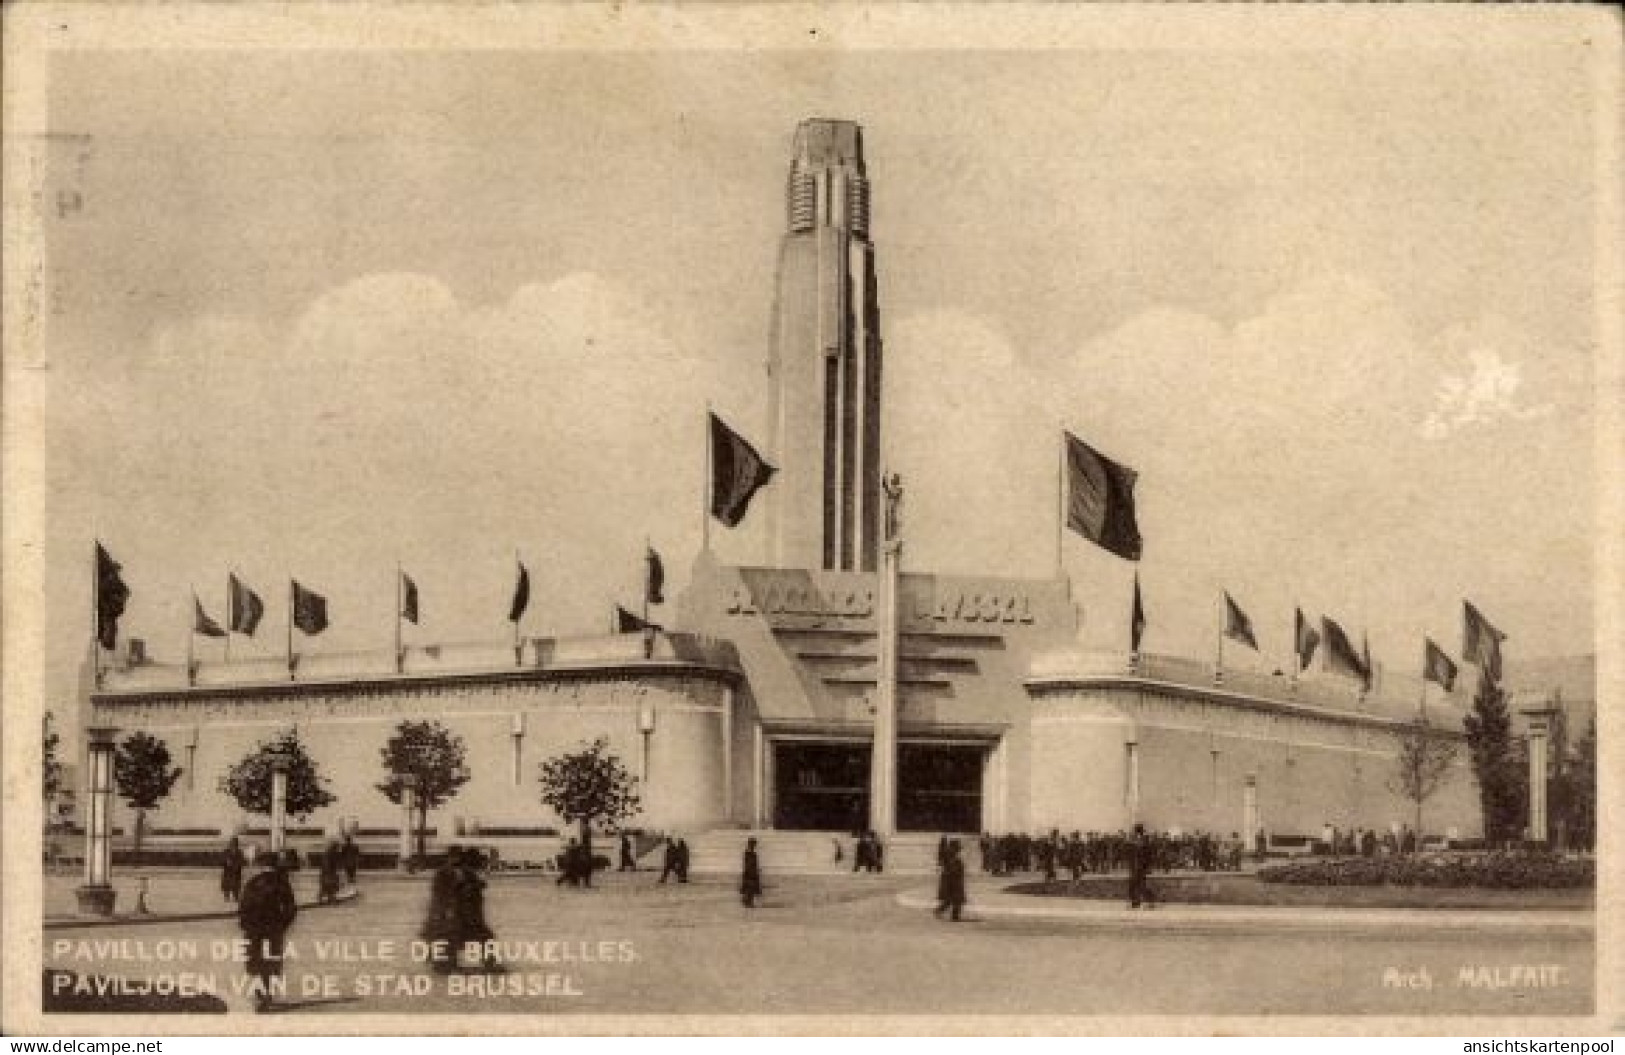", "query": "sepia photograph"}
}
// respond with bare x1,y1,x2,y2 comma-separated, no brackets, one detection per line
2,2,1618,1036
